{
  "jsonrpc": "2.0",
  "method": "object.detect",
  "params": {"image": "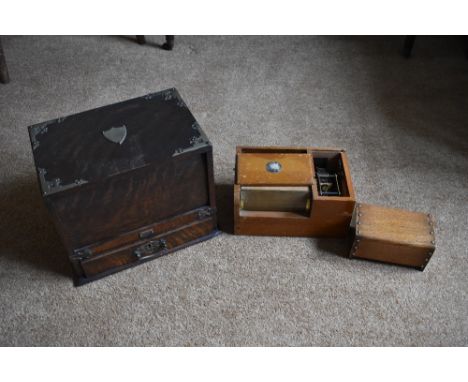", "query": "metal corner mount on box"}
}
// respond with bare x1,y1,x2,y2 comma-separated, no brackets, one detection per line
28,88,219,286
